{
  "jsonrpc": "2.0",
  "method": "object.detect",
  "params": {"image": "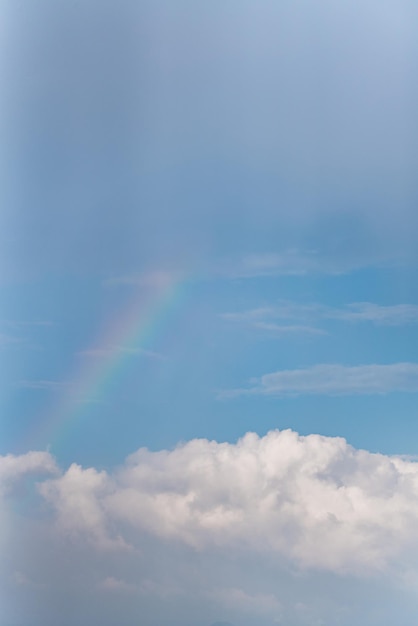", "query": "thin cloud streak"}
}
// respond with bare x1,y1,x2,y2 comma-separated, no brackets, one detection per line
329,303,418,325
225,363,418,398
78,347,165,360
222,302,418,332
103,270,183,289
0,320,53,329
0,333,22,346
17,380,69,391
103,250,386,293
251,322,326,336
222,251,395,280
